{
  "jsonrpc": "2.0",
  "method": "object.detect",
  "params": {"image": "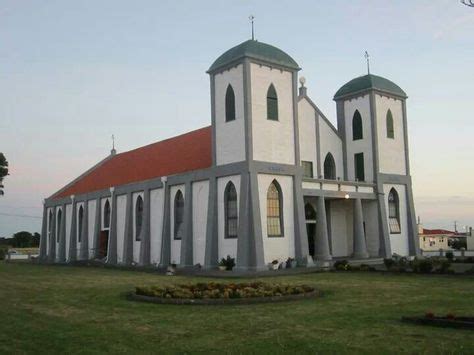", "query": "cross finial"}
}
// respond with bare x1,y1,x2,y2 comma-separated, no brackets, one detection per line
111,134,116,155
249,15,255,40
365,51,370,74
